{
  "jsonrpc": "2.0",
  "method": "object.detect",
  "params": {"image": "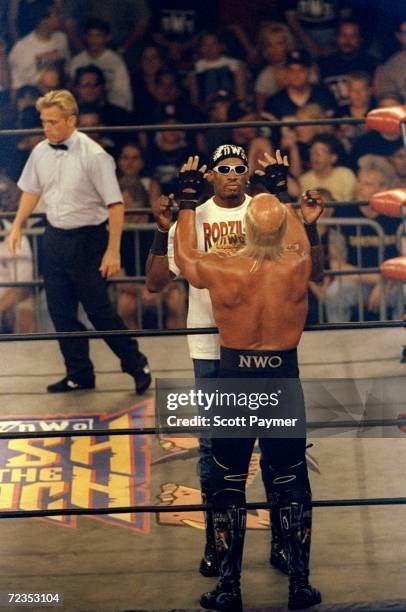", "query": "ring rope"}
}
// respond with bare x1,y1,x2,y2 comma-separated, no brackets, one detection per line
0,419,405,441
0,116,365,139
0,320,403,343
1,496,405,521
